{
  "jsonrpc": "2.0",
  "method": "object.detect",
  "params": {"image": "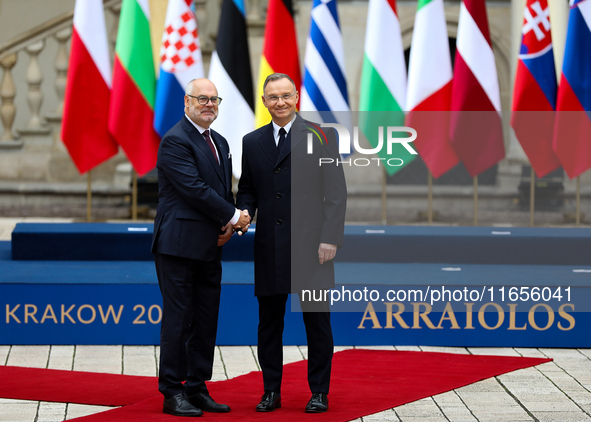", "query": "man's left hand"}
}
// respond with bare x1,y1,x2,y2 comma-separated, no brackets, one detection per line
218,223,233,246
318,243,337,264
